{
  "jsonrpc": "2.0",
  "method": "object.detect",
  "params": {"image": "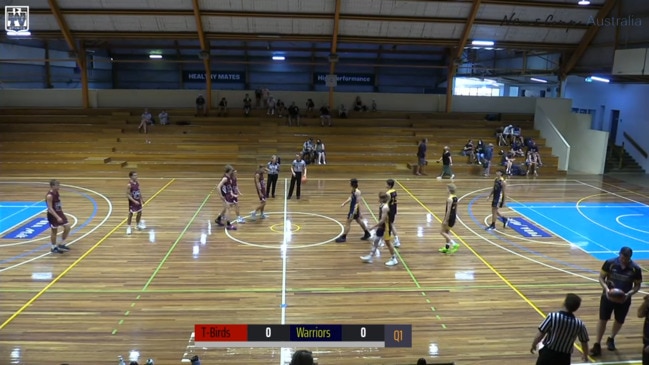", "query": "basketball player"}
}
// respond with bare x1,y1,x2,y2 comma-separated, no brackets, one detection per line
335,178,372,243
486,170,509,230
438,184,459,254
230,170,245,223
385,179,401,247
266,155,280,198
360,192,398,266
126,171,145,235
251,164,269,221
215,165,238,230
46,179,71,254
288,153,306,200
